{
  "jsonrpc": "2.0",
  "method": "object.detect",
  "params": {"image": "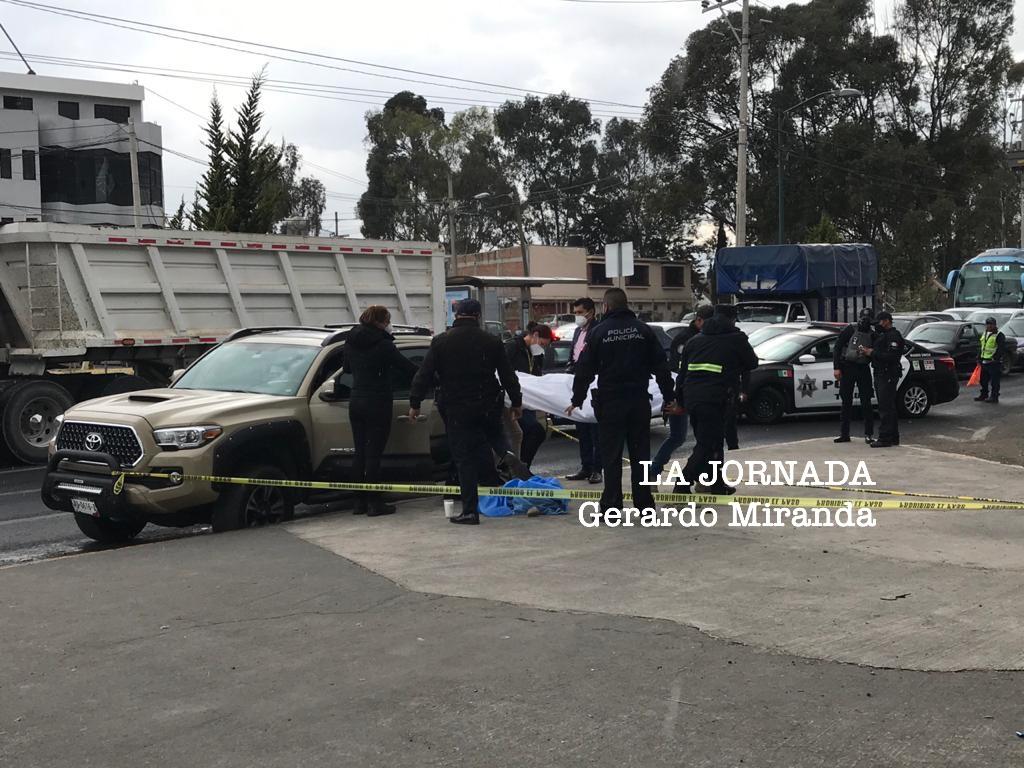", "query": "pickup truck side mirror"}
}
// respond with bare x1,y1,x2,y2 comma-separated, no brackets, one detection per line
170,368,185,385
795,314,808,322
797,354,816,364
319,378,340,402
